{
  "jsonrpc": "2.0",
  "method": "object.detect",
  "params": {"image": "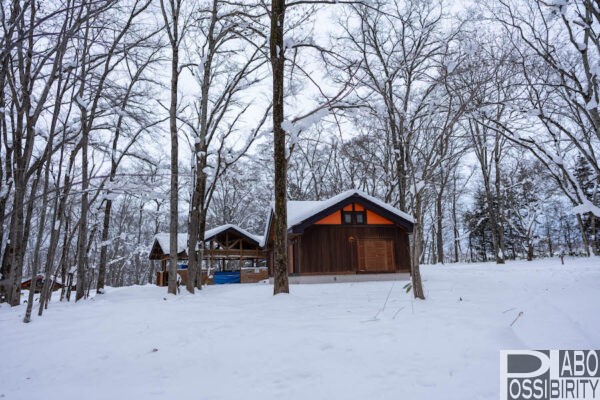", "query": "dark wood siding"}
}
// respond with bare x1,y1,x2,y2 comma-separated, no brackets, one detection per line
296,225,410,274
